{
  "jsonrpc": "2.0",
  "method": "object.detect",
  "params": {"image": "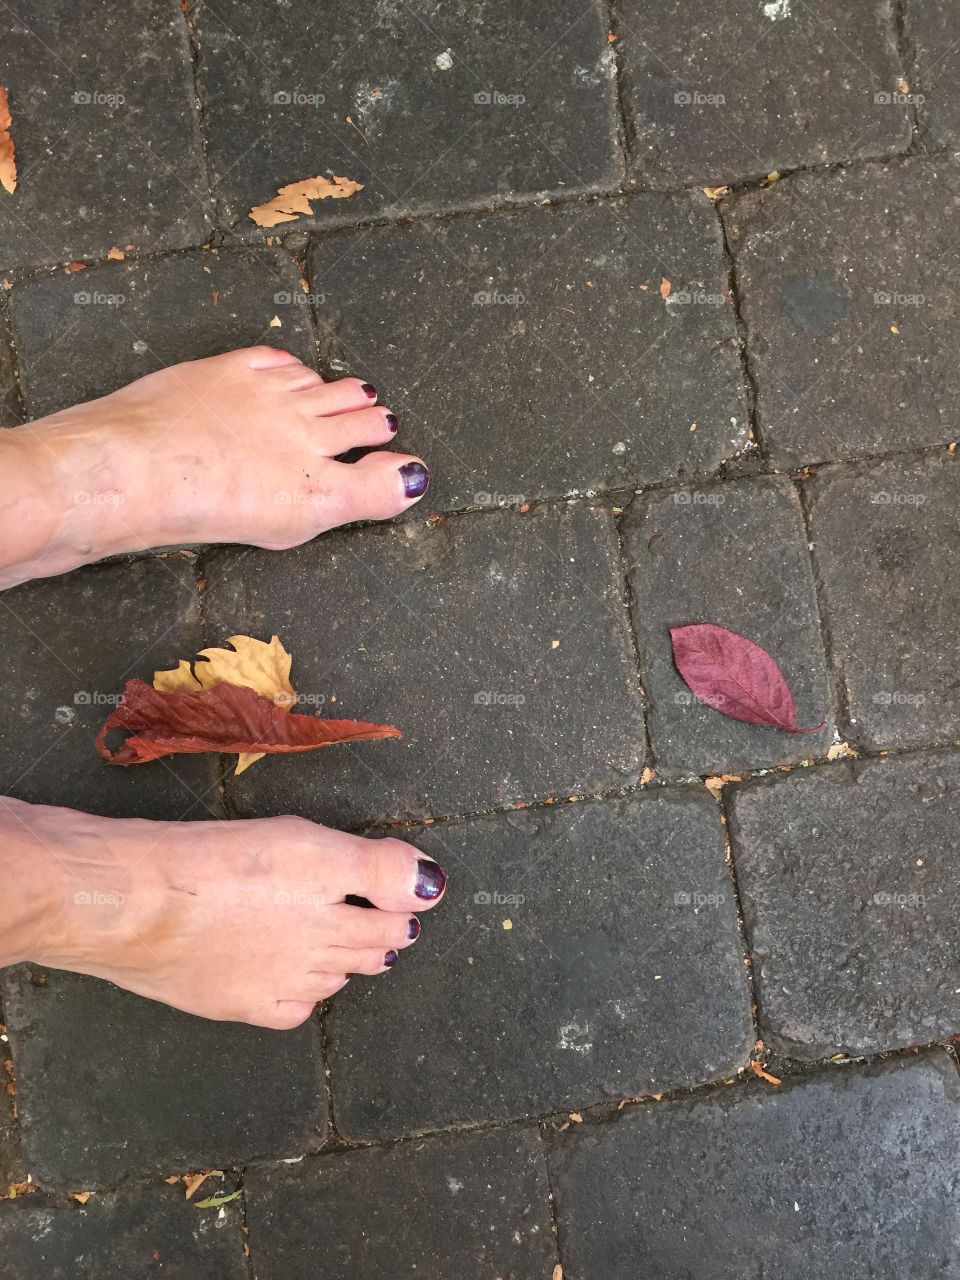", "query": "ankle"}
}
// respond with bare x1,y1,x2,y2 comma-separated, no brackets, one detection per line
0,798,67,966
